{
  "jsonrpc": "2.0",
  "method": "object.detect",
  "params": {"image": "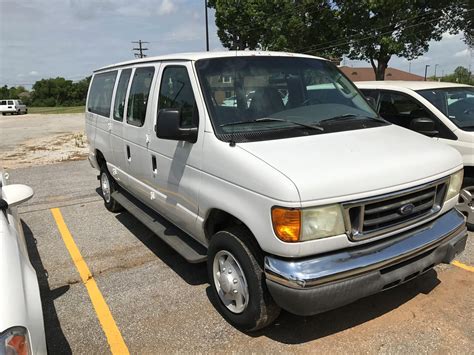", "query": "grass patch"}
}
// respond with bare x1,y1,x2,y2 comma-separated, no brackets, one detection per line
28,106,85,114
